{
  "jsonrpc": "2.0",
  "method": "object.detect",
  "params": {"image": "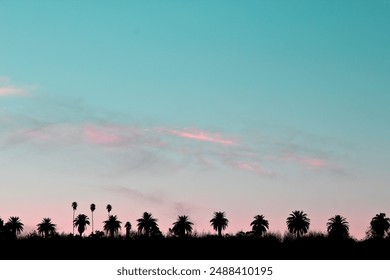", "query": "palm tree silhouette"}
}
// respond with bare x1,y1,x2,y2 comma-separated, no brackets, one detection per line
286,210,310,238
125,222,132,239
250,215,269,237
106,204,112,217
210,211,229,237
103,215,122,238
172,215,194,238
90,203,96,234
137,212,159,237
37,218,57,238
369,213,390,238
5,216,24,239
73,214,90,237
327,215,349,239
71,201,78,235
